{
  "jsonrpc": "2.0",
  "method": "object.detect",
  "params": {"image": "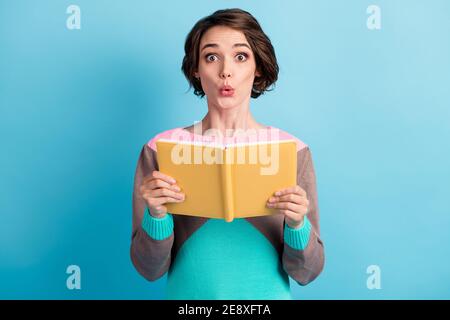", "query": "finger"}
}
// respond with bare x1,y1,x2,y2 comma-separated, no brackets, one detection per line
268,194,308,206
144,194,185,208
266,201,303,213
274,185,306,197
278,195,308,206
142,187,185,203
140,180,180,195
144,171,176,185
152,188,185,200
149,179,181,192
